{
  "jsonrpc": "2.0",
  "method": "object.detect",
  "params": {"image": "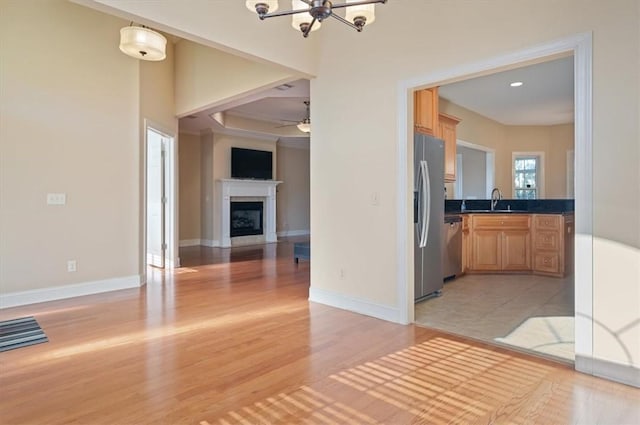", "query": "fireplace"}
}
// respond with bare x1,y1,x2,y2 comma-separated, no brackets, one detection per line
218,179,281,247
230,201,264,237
